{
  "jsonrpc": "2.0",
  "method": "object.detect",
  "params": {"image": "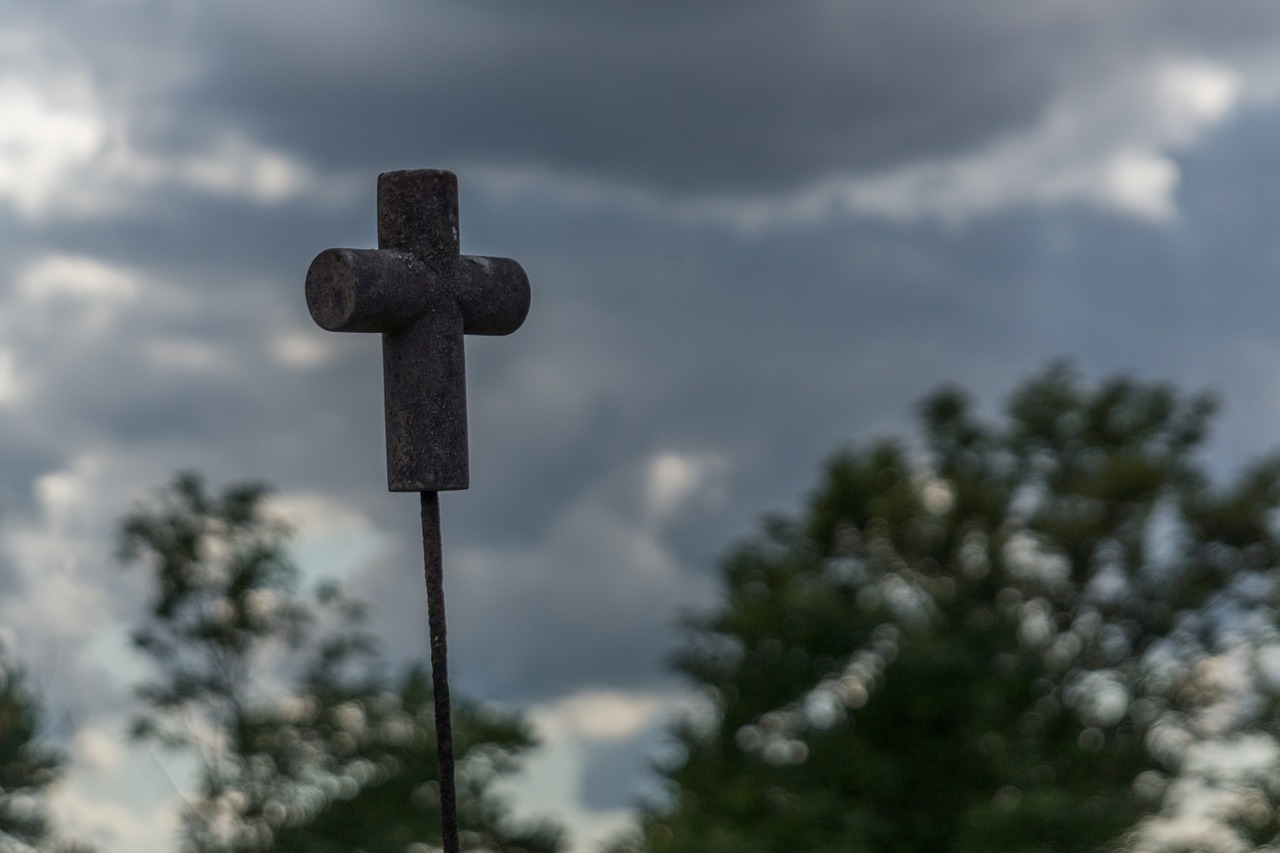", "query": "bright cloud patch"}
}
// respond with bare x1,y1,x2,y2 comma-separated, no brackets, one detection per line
0,73,108,218
645,451,728,520
104,131,324,214
49,761,183,853
529,689,673,742
492,58,1246,229
267,491,390,585
10,255,145,356
1,454,117,655
0,349,24,407
271,331,332,369
165,132,315,205
0,71,326,219
497,689,689,852
825,59,1244,225
18,255,142,303
74,726,125,774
